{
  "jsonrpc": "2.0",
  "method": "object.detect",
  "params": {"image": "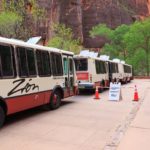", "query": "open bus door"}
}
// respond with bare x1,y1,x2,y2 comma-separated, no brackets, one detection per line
63,55,74,97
